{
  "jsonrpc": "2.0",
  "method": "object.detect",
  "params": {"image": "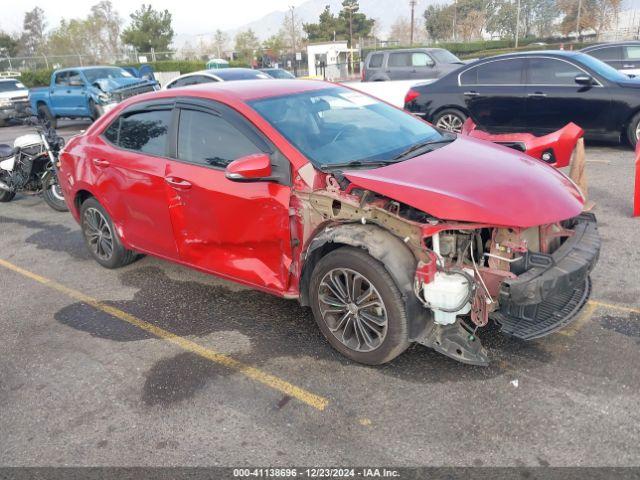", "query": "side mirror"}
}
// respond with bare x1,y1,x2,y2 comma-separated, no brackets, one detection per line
225,153,272,181
574,74,594,86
